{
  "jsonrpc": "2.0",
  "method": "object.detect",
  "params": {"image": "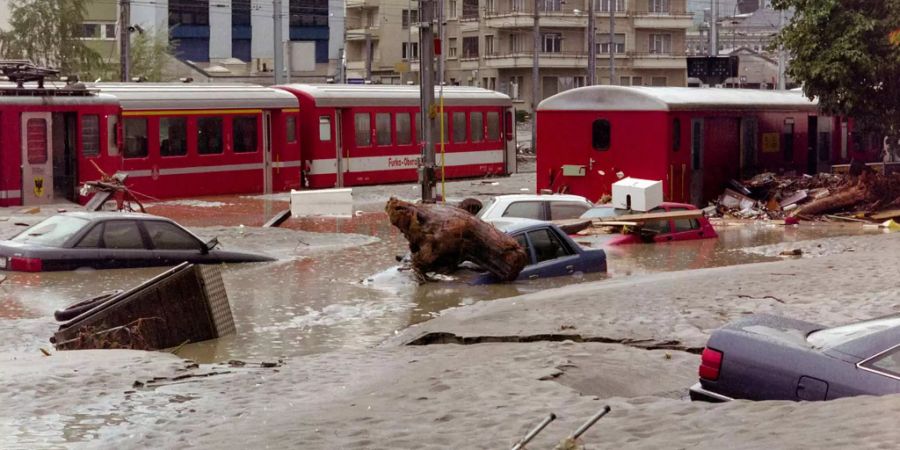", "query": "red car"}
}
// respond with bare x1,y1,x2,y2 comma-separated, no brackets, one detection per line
578,202,717,245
